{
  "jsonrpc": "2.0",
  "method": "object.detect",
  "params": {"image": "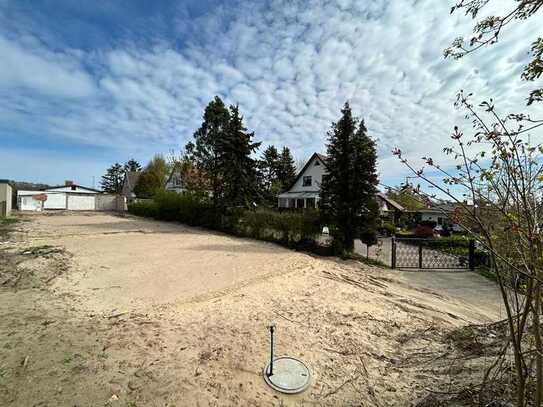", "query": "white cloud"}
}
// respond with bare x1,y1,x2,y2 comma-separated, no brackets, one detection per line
1,0,542,187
